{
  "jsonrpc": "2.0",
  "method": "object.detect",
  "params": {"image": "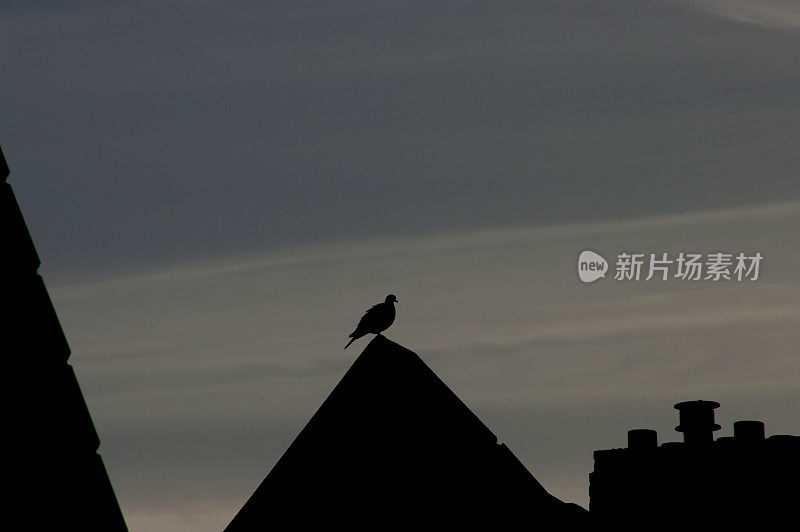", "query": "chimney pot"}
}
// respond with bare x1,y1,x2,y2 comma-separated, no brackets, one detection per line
628,429,658,450
734,420,765,442
674,400,721,445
